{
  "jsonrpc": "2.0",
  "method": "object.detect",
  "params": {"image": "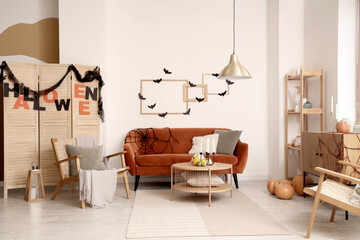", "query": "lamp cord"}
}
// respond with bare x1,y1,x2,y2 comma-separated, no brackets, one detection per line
233,0,235,54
